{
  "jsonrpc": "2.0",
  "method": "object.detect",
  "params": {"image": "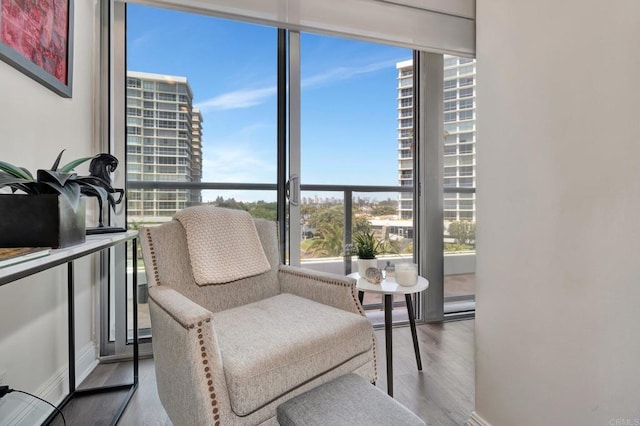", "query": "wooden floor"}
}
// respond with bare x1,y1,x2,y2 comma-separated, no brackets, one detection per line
53,320,474,425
